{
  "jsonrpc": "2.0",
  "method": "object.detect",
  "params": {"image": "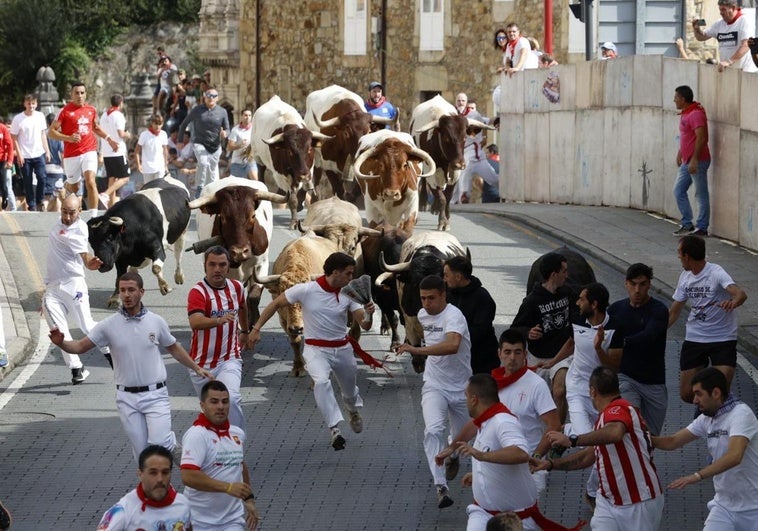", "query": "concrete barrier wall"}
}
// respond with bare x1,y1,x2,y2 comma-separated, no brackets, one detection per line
498,55,758,248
